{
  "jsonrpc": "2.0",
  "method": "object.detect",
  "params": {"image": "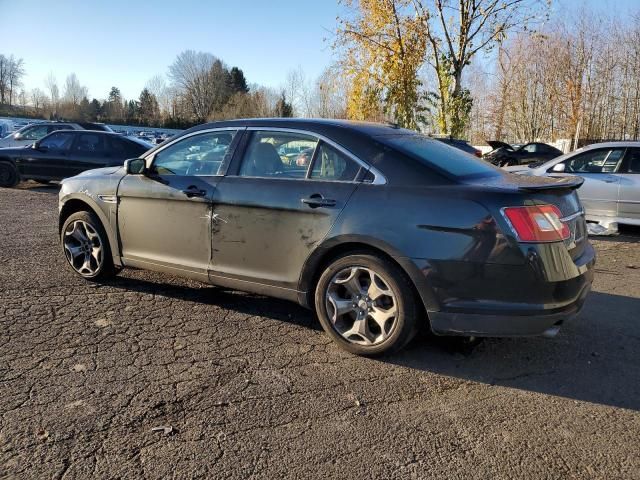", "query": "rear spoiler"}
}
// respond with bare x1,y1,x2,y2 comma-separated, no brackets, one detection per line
516,176,584,192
